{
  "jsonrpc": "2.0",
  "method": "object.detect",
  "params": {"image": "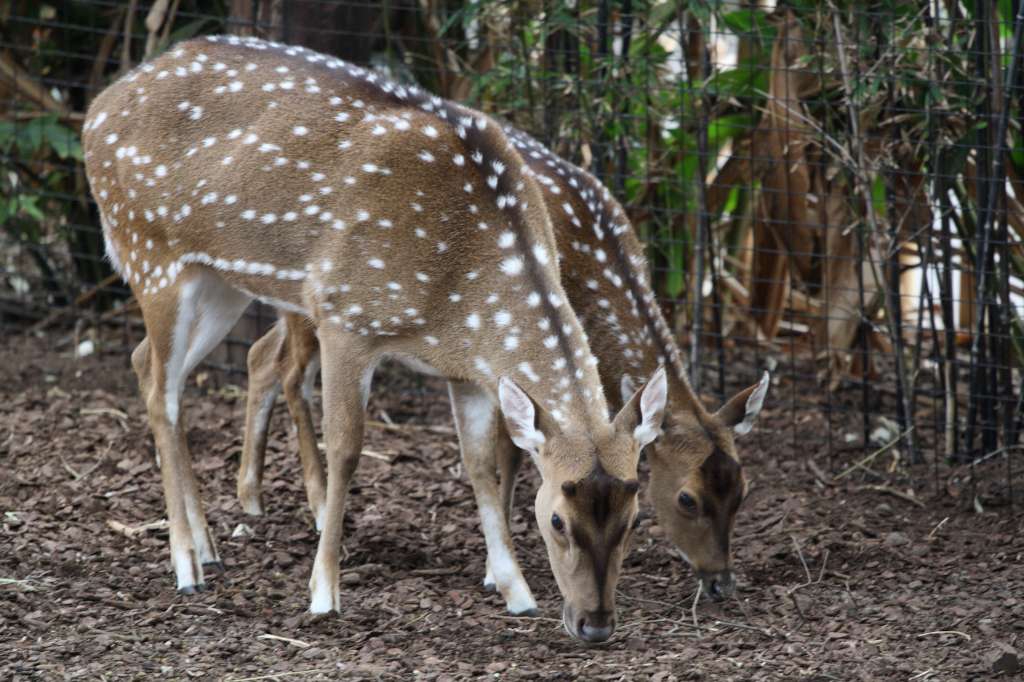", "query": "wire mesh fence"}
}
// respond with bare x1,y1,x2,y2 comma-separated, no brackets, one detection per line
2,1,1022,508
